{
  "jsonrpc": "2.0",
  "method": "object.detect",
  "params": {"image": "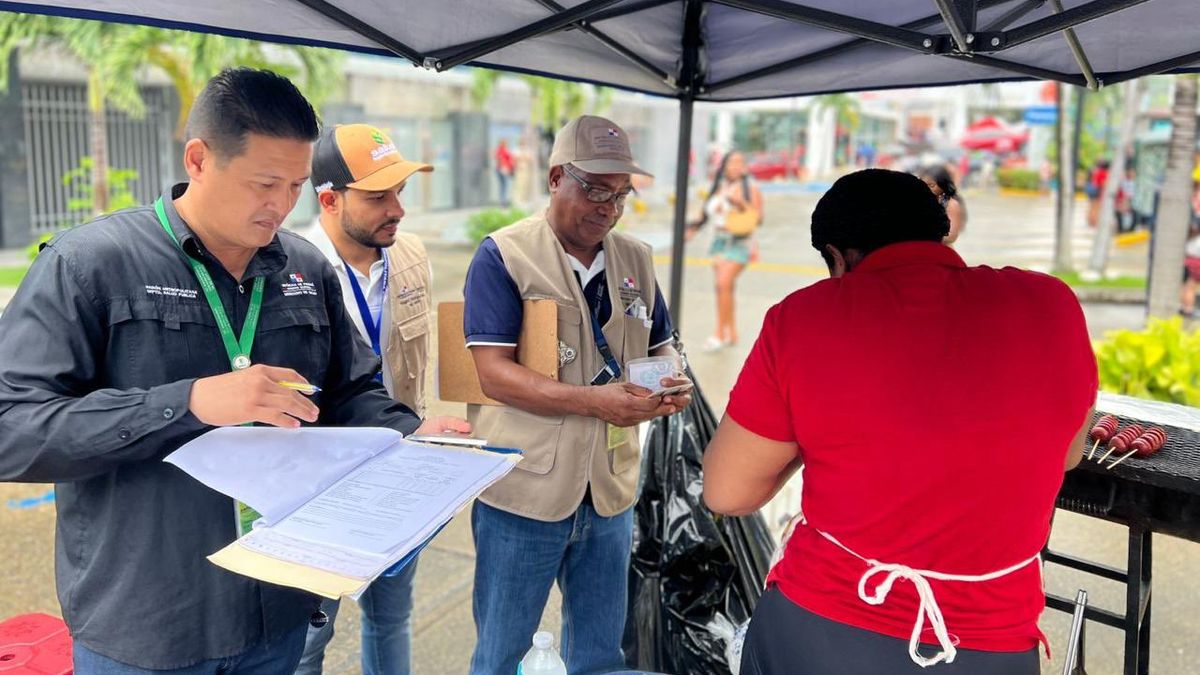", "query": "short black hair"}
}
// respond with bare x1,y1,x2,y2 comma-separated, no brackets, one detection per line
811,169,949,266
919,164,958,200
184,68,319,161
